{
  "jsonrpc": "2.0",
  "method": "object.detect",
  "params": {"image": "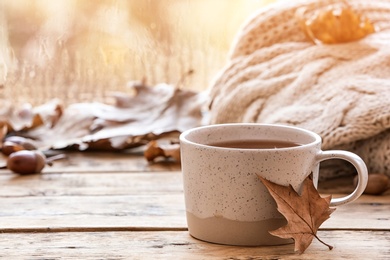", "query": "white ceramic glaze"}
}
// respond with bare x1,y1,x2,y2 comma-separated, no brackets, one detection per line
180,123,368,246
